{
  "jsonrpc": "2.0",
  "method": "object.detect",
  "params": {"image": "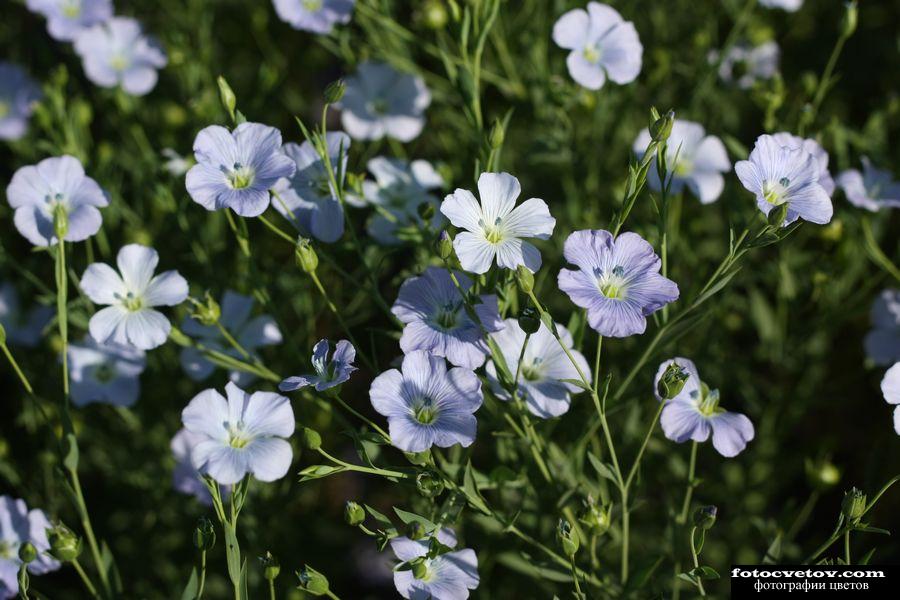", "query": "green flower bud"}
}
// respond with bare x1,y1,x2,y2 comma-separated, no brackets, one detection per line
805,458,841,491
295,238,319,273
260,551,280,581
841,1,858,38
489,118,505,150
411,558,429,580
417,202,436,221
296,565,330,596
767,203,789,229
324,79,346,105
517,306,541,335
405,449,432,466
579,501,612,536
18,542,37,564
415,471,445,498
344,501,365,526
650,109,675,143
301,427,322,451
346,171,364,196
53,204,68,238
193,516,216,551
421,0,448,29
516,265,534,294
657,362,690,400
217,76,237,122
406,522,427,541
190,292,221,326
47,523,83,562
436,231,454,261
693,505,717,531
557,519,579,557
841,487,866,524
